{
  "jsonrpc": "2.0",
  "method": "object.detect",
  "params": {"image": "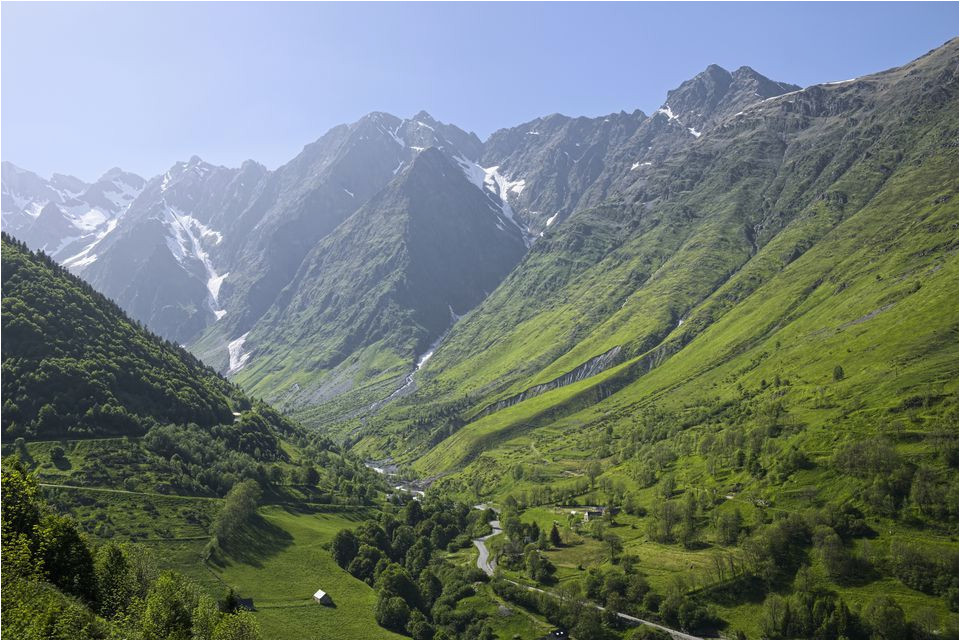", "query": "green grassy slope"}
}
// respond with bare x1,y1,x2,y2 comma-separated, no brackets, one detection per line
403,142,958,638
419,139,957,473
412,145,958,476
209,505,405,639
356,39,958,468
